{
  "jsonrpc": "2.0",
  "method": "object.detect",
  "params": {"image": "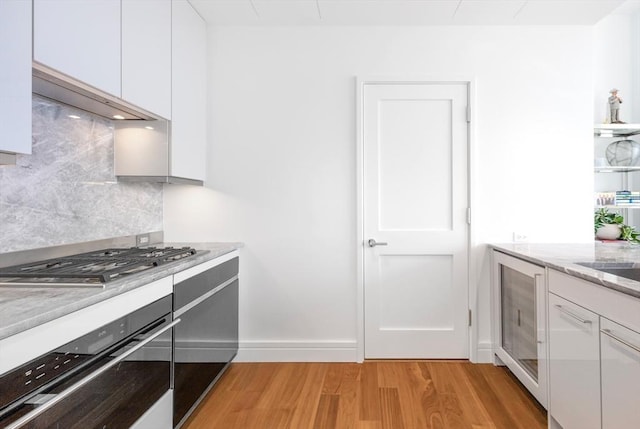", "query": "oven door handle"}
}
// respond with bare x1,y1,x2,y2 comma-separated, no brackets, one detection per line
5,318,181,429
